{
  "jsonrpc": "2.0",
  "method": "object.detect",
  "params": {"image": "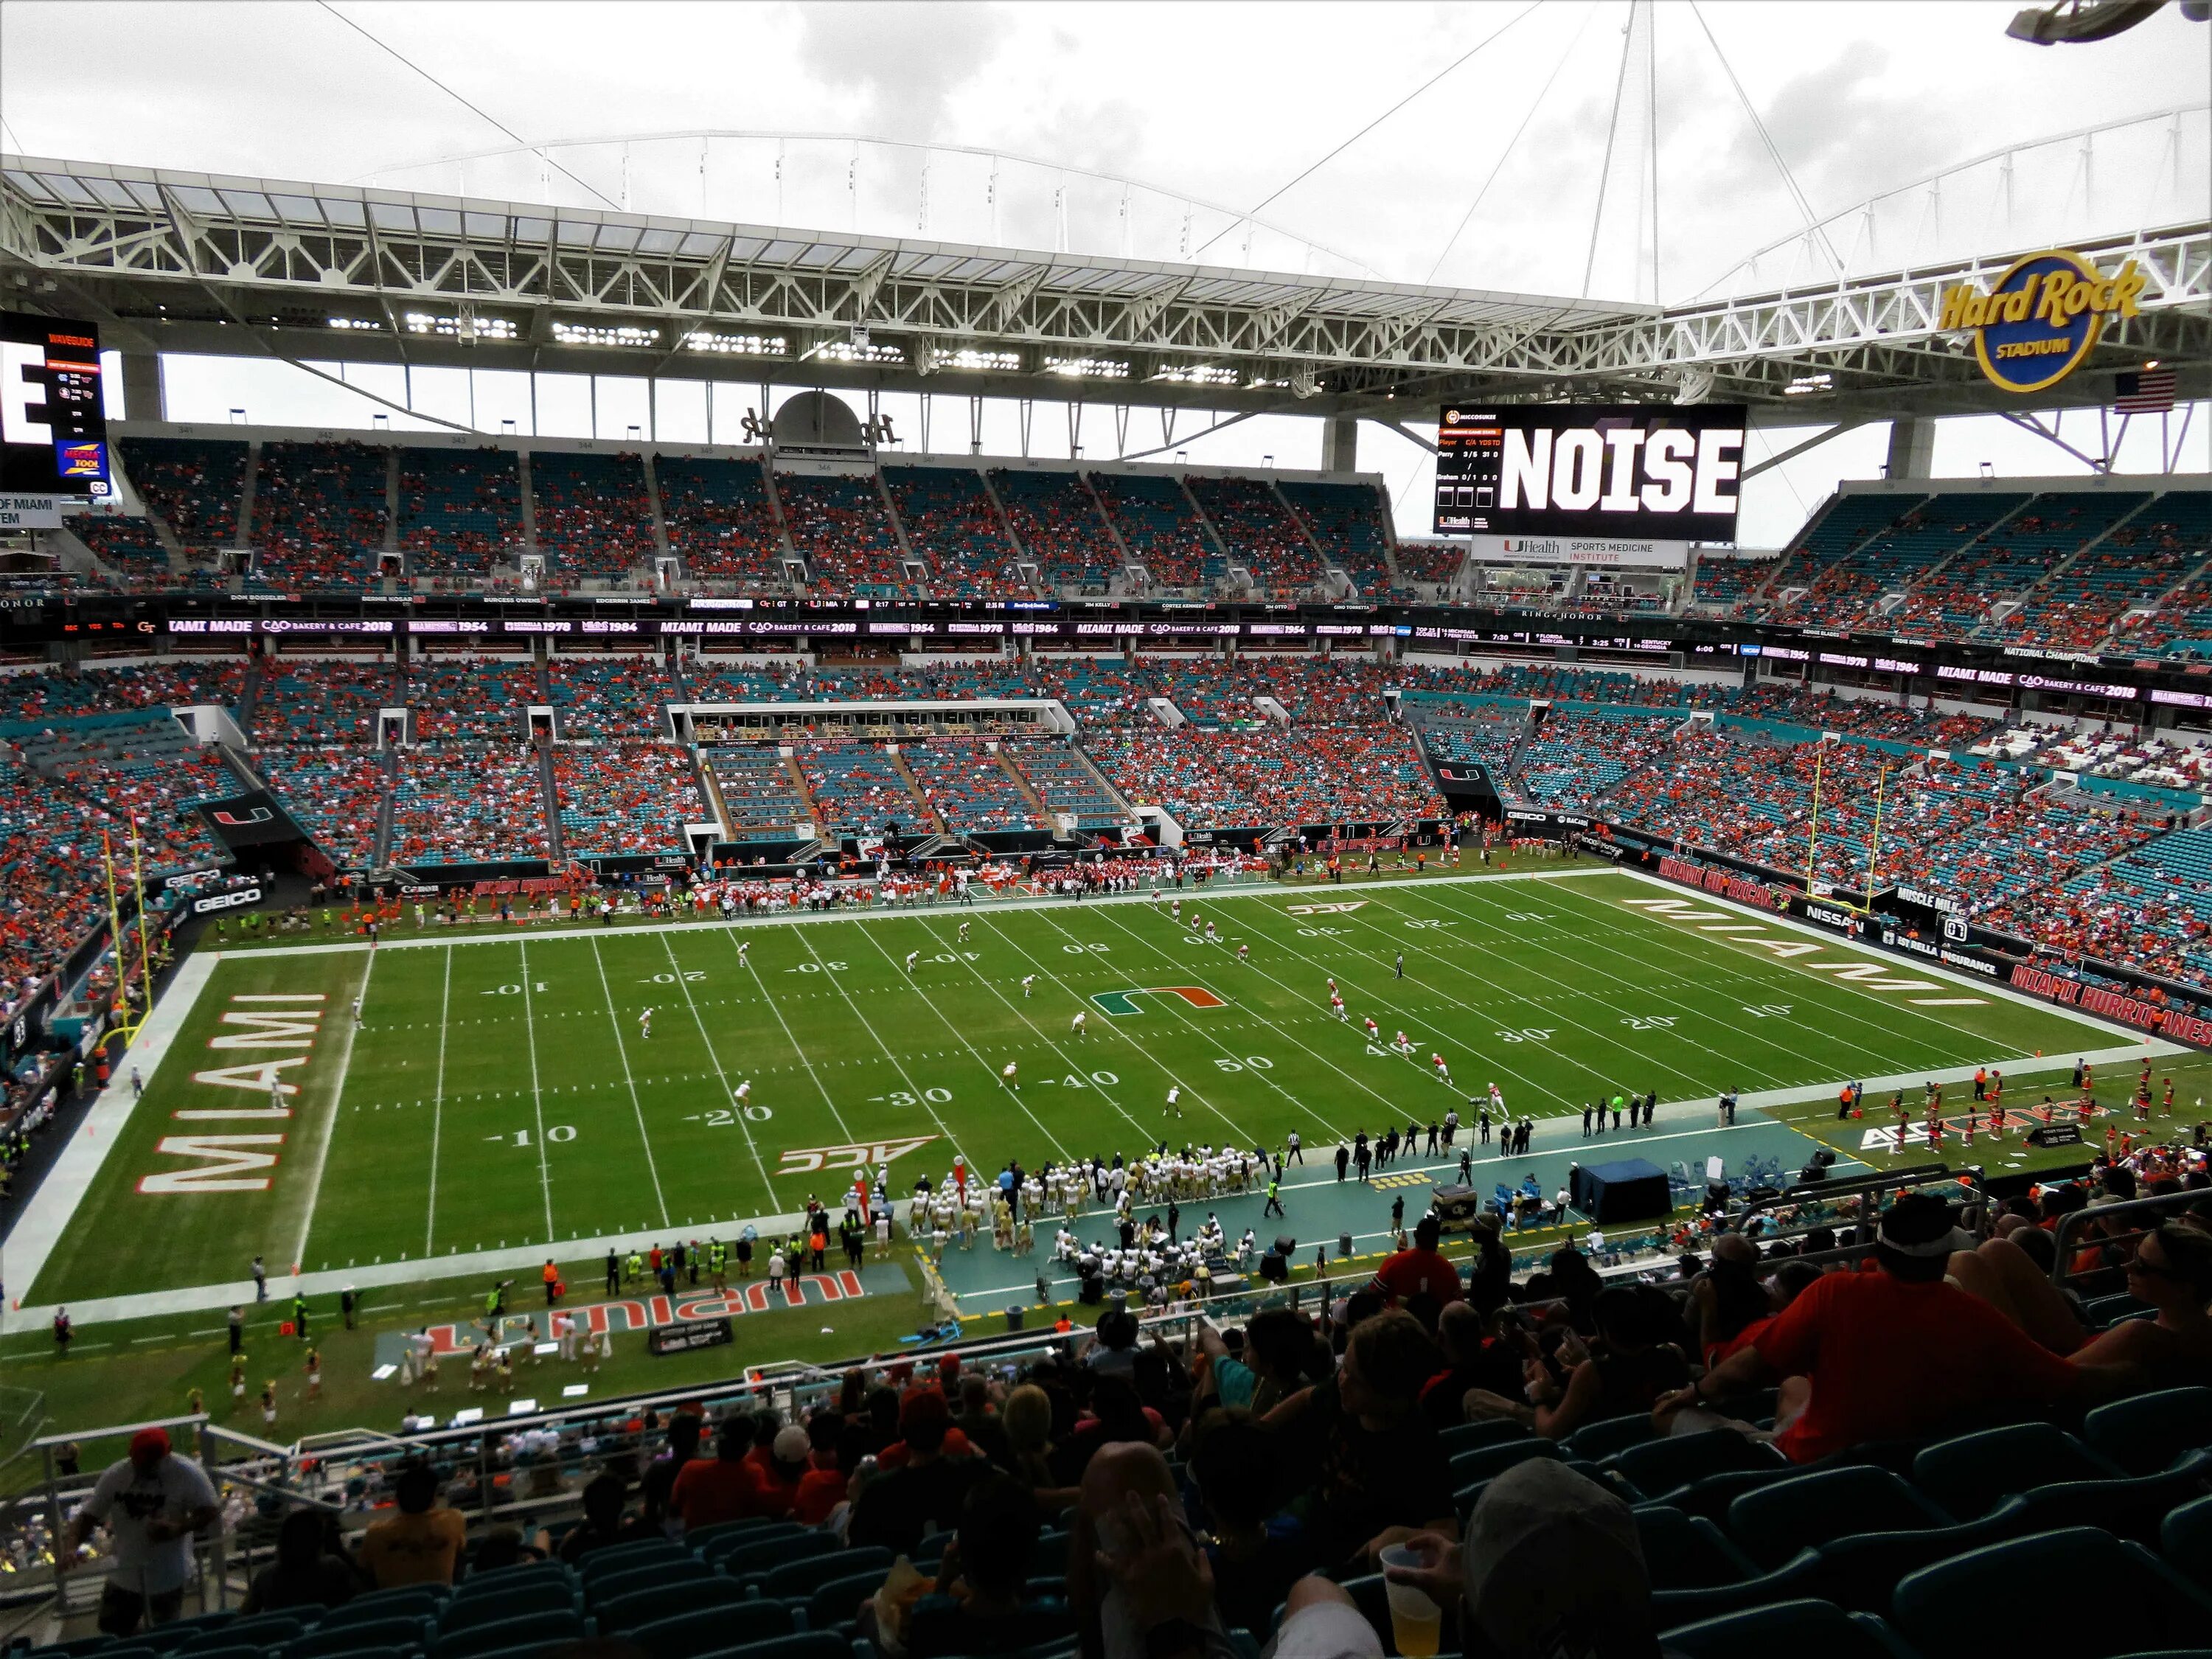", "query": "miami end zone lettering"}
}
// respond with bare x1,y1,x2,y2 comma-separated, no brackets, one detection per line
136,993,324,1194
